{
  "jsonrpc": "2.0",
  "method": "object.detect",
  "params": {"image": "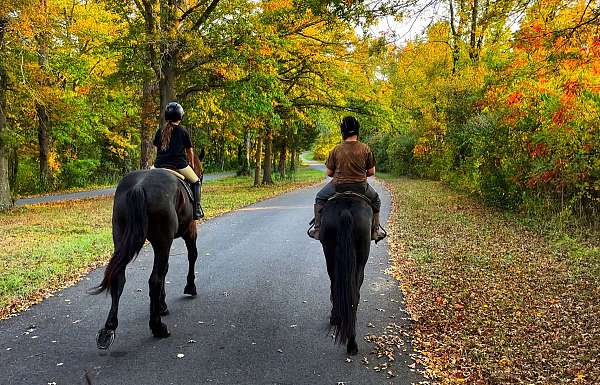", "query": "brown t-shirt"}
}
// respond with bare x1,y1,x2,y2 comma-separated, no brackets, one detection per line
325,141,376,184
